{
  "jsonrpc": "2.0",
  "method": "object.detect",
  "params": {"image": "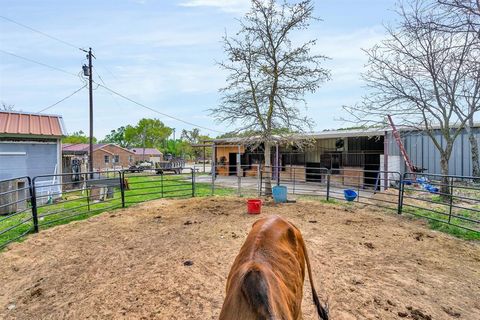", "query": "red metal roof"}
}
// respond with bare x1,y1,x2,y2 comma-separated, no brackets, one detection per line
63,143,135,154
0,111,65,137
63,143,108,152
